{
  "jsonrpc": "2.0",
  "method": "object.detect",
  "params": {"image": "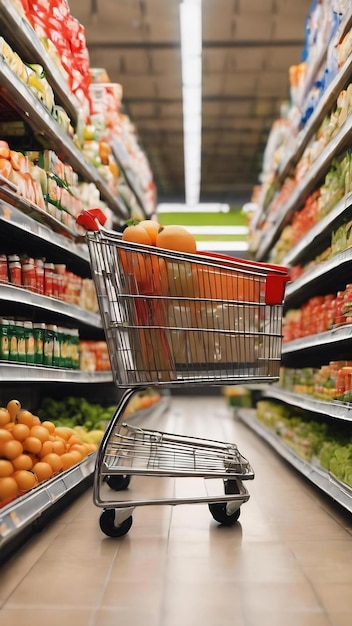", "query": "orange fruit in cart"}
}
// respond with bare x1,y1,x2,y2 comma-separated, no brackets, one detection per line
138,219,160,245
122,223,152,246
155,225,197,254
